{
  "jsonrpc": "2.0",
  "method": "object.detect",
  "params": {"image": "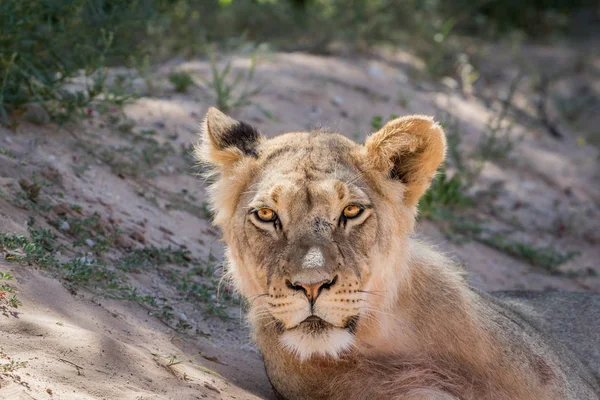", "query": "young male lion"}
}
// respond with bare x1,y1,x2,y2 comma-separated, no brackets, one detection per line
195,107,600,400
